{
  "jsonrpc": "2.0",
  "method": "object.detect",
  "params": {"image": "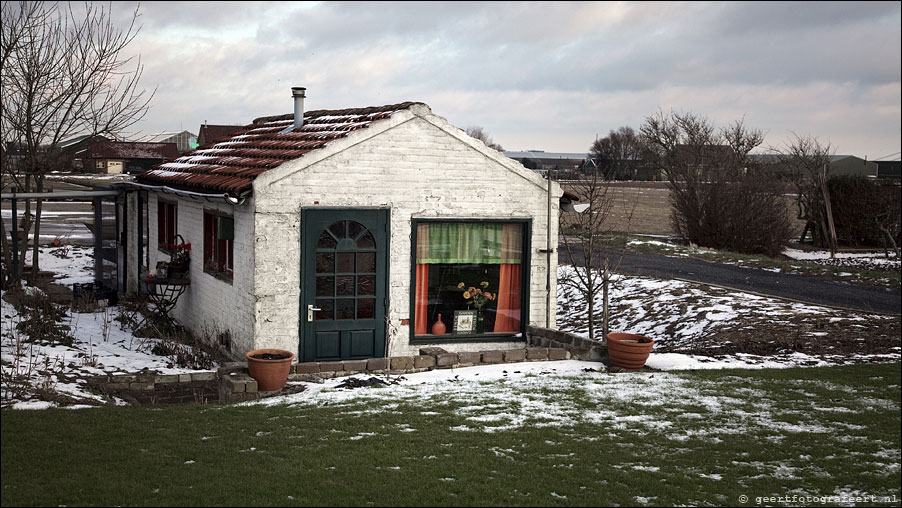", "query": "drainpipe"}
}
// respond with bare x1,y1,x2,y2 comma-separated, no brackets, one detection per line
546,172,552,328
